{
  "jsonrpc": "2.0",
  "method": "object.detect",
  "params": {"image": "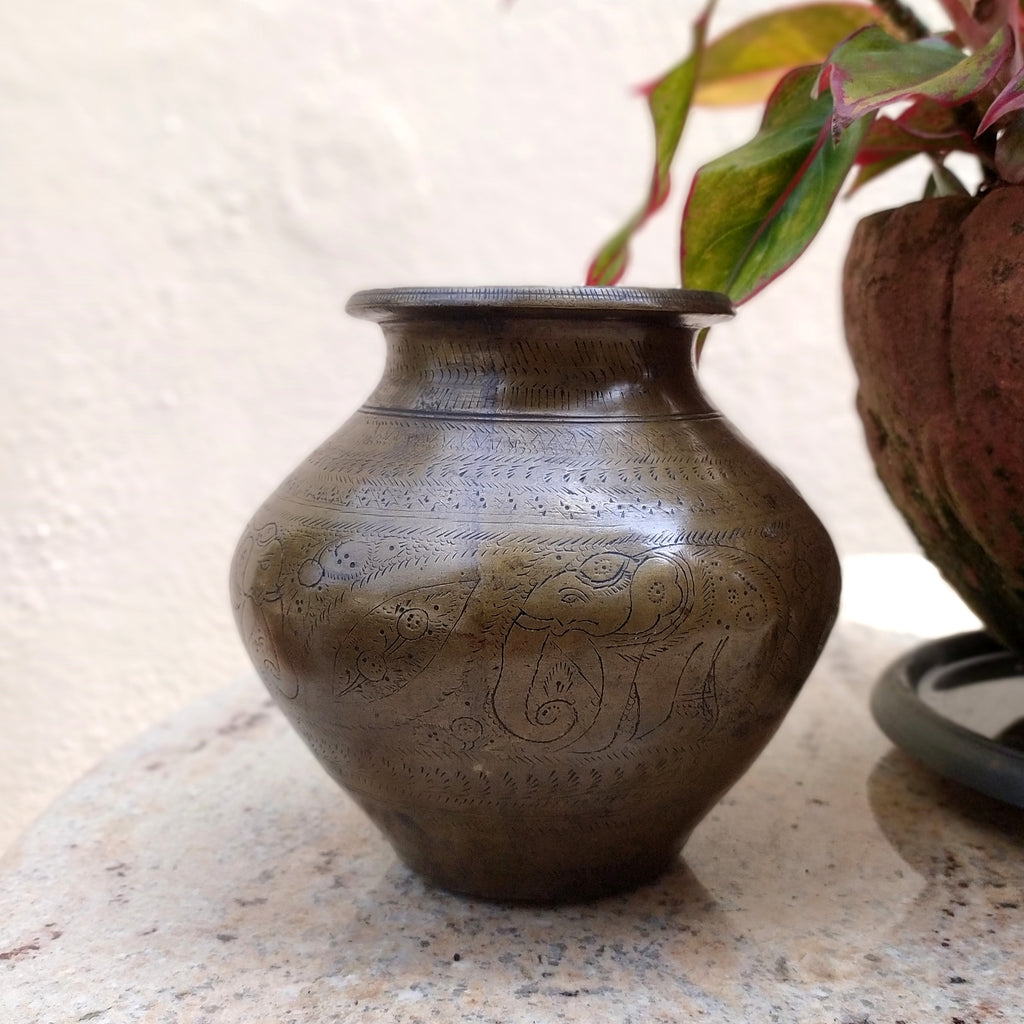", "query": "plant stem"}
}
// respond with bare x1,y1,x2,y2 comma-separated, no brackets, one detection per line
874,0,930,41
